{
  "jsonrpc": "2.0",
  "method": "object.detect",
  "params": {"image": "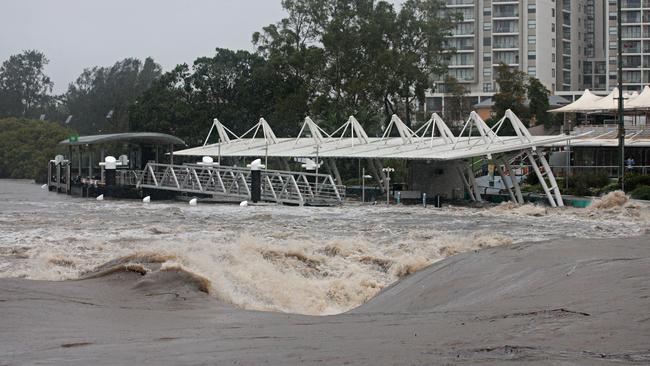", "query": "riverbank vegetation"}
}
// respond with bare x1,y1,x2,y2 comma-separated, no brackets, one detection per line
0,118,70,181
